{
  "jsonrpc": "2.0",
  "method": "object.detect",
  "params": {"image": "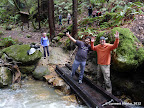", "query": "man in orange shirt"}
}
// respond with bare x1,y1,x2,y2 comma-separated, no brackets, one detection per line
91,31,119,93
